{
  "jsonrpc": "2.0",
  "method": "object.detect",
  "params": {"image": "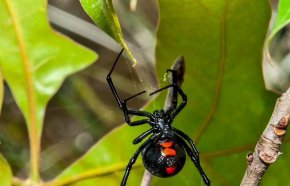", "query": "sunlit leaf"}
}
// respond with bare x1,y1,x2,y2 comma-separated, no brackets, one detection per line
54,0,278,186
80,0,137,65
0,154,12,186
266,0,290,48
0,0,97,179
